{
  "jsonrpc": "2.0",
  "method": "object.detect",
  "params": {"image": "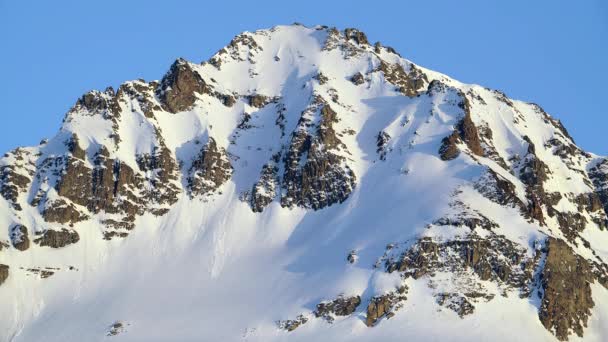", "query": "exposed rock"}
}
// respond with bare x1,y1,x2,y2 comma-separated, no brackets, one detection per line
187,138,233,197
277,315,308,332
474,169,526,211
158,58,209,113
103,231,129,240
0,148,34,211
249,154,280,212
385,234,534,290
365,287,407,326
350,72,365,85
344,28,369,45
314,72,329,85
42,199,89,224
376,131,391,161
281,100,356,210
135,145,181,206
589,158,608,218
248,94,270,108
439,91,484,160
107,321,126,336
26,268,55,279
436,293,475,317
314,295,361,323
347,250,358,264
378,60,428,97
9,224,30,251
539,238,596,341
0,264,8,286
34,229,80,248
